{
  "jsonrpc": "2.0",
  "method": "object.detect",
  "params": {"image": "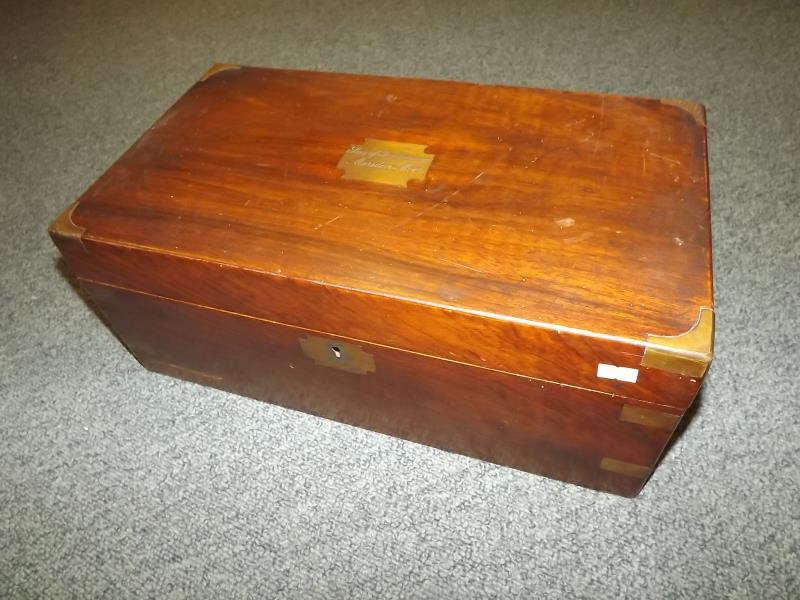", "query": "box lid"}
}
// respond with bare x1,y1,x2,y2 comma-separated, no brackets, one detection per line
51,65,714,408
